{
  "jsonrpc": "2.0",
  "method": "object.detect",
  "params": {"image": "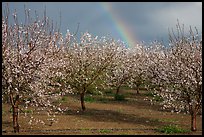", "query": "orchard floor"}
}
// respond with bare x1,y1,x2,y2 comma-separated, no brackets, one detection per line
2,89,202,135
